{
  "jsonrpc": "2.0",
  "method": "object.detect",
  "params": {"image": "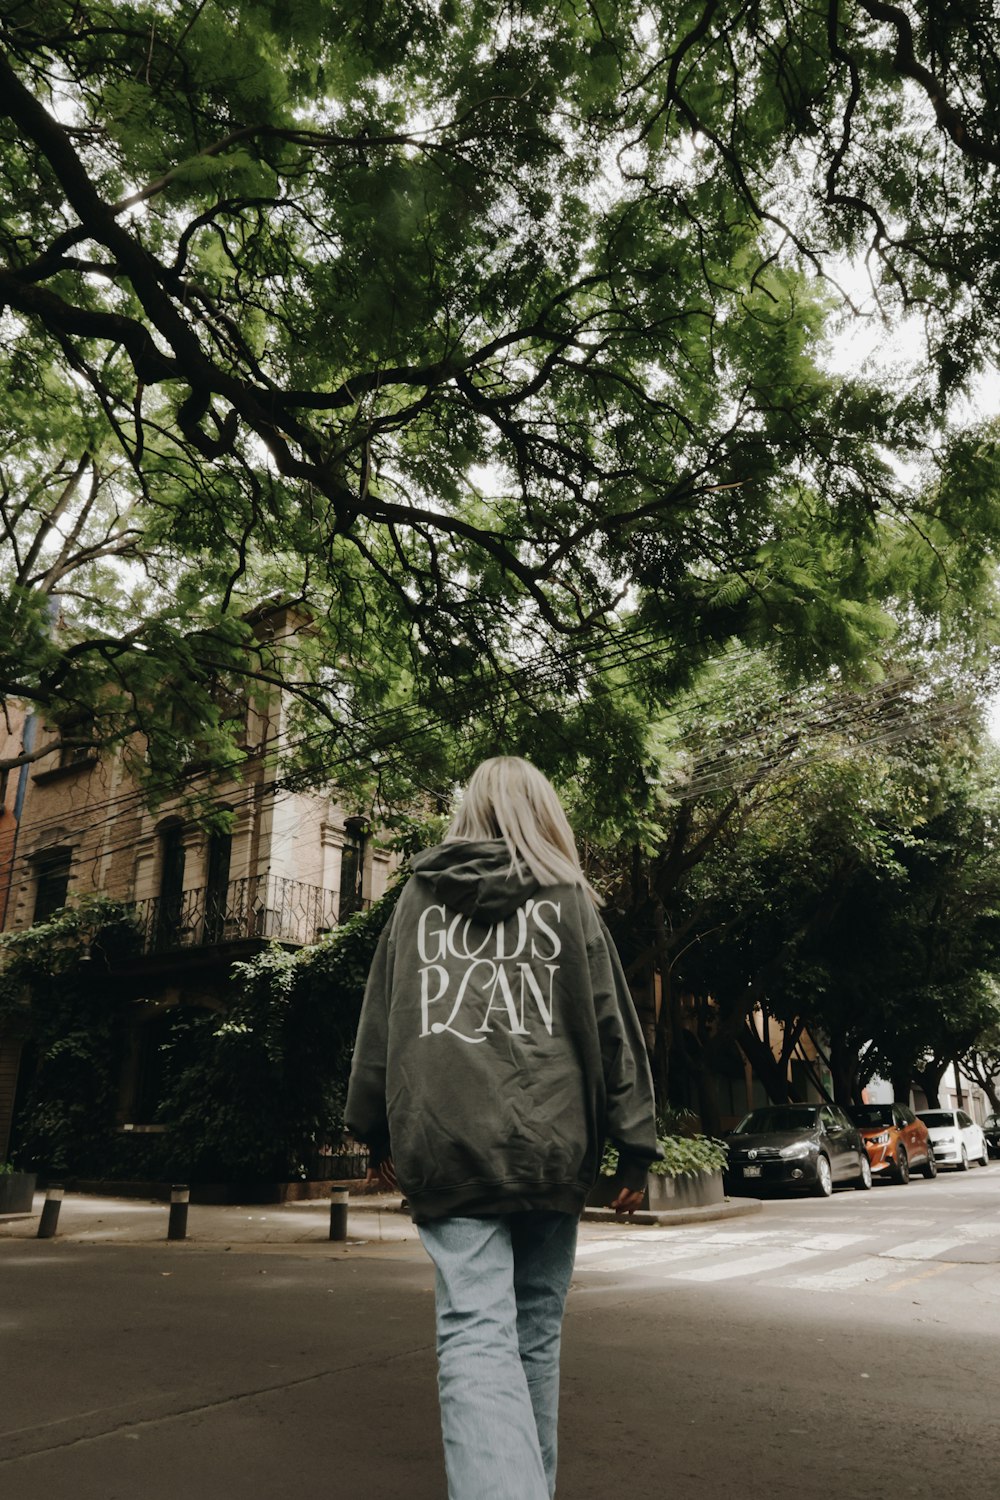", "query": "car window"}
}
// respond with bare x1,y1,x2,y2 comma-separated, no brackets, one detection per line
849,1105,893,1127
899,1106,915,1125
732,1106,819,1133
917,1111,954,1128
985,1115,1000,1130
820,1106,838,1130
958,1111,973,1128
